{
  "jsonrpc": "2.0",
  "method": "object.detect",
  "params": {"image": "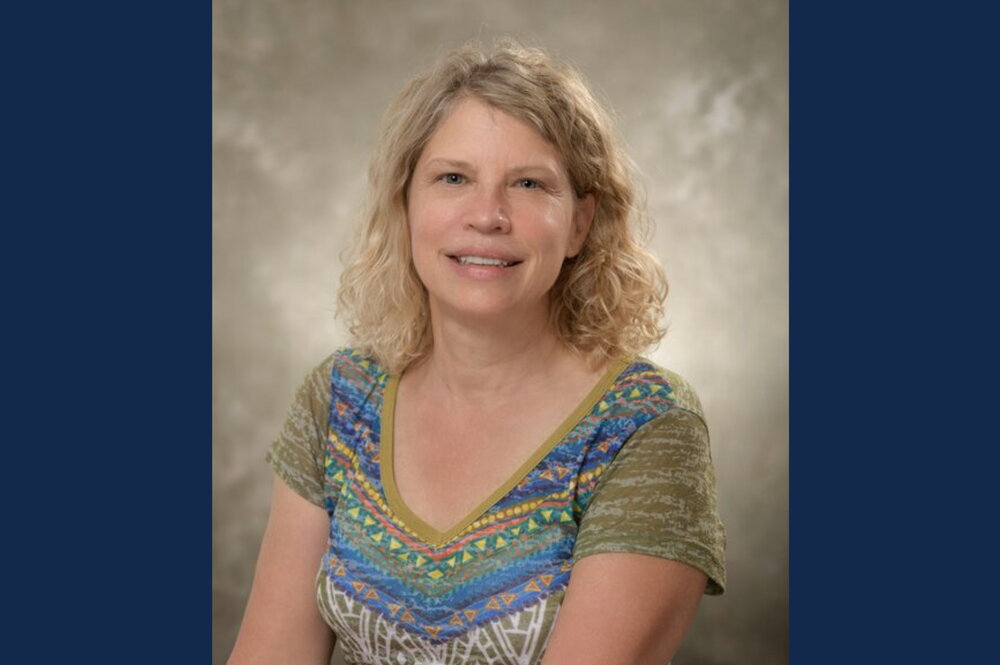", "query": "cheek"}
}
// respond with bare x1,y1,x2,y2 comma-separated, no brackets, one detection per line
534,209,579,255
406,197,433,250
407,214,440,284
408,196,454,240
408,223,432,274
